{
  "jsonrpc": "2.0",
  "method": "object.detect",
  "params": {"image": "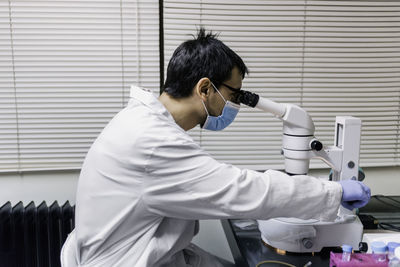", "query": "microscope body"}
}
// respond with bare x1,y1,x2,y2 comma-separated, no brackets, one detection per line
259,114,364,253
249,95,364,253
